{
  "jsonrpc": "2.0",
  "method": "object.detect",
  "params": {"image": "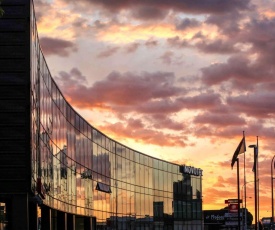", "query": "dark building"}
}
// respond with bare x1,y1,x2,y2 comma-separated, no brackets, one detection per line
0,0,203,229
204,208,253,230
204,210,228,230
